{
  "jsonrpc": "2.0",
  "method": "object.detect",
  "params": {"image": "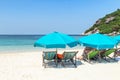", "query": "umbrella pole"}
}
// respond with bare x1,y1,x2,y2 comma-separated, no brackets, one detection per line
114,45,118,58
56,48,57,53
98,50,101,63
55,48,58,67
